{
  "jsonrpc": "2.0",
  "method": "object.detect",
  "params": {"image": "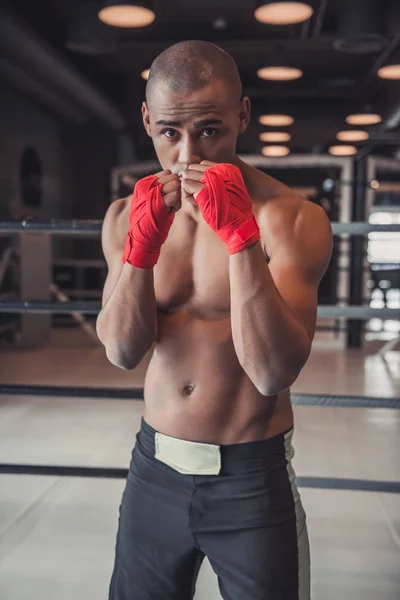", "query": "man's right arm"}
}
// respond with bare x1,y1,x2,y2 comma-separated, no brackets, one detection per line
96,199,158,370
96,170,181,370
